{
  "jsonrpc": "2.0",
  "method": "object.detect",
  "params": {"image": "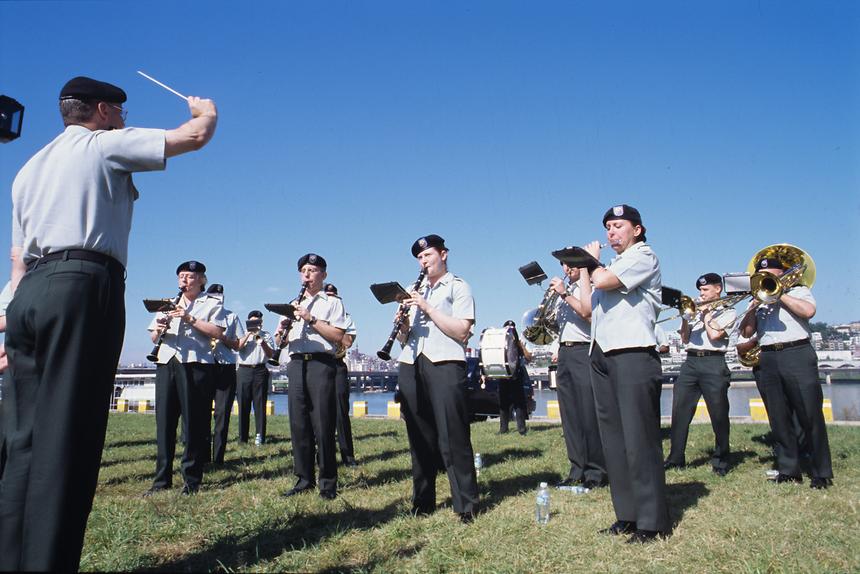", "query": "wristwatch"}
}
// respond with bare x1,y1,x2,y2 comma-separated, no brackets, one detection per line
308,316,317,326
